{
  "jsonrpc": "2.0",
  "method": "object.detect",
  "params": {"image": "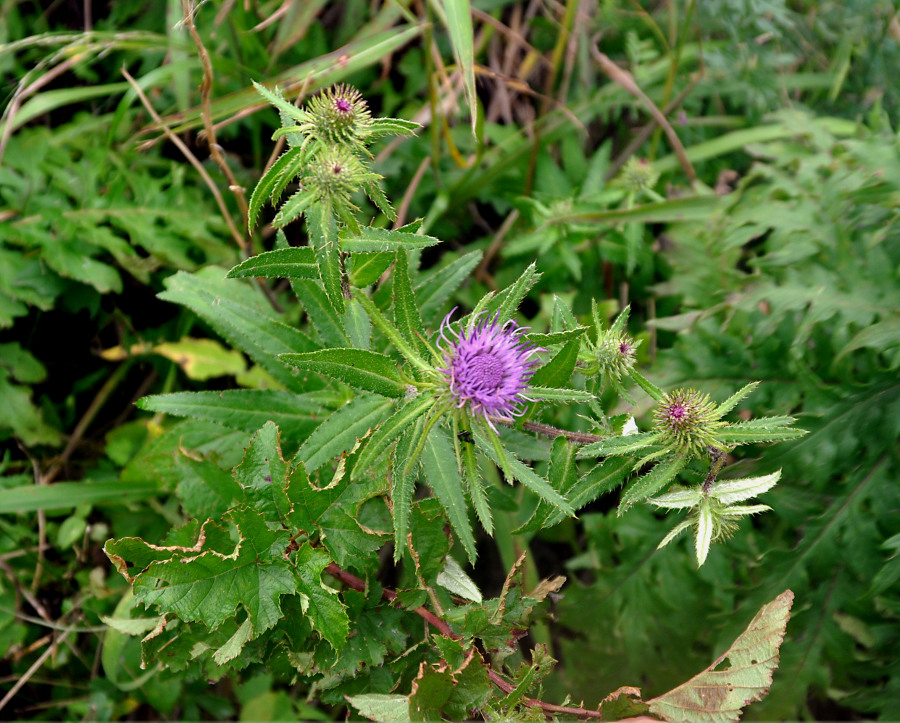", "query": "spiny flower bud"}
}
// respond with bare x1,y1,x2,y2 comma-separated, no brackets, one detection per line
596,329,639,381
653,388,723,458
304,146,378,207
619,157,659,194
304,84,371,146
